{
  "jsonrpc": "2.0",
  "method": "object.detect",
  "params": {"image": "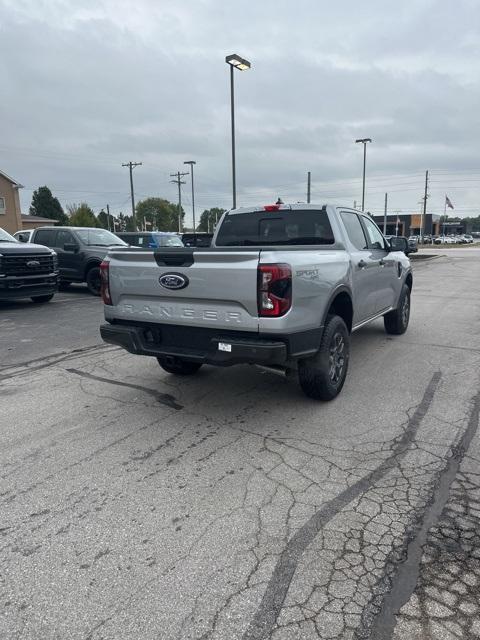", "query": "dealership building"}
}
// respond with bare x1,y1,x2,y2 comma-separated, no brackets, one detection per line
371,212,466,236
